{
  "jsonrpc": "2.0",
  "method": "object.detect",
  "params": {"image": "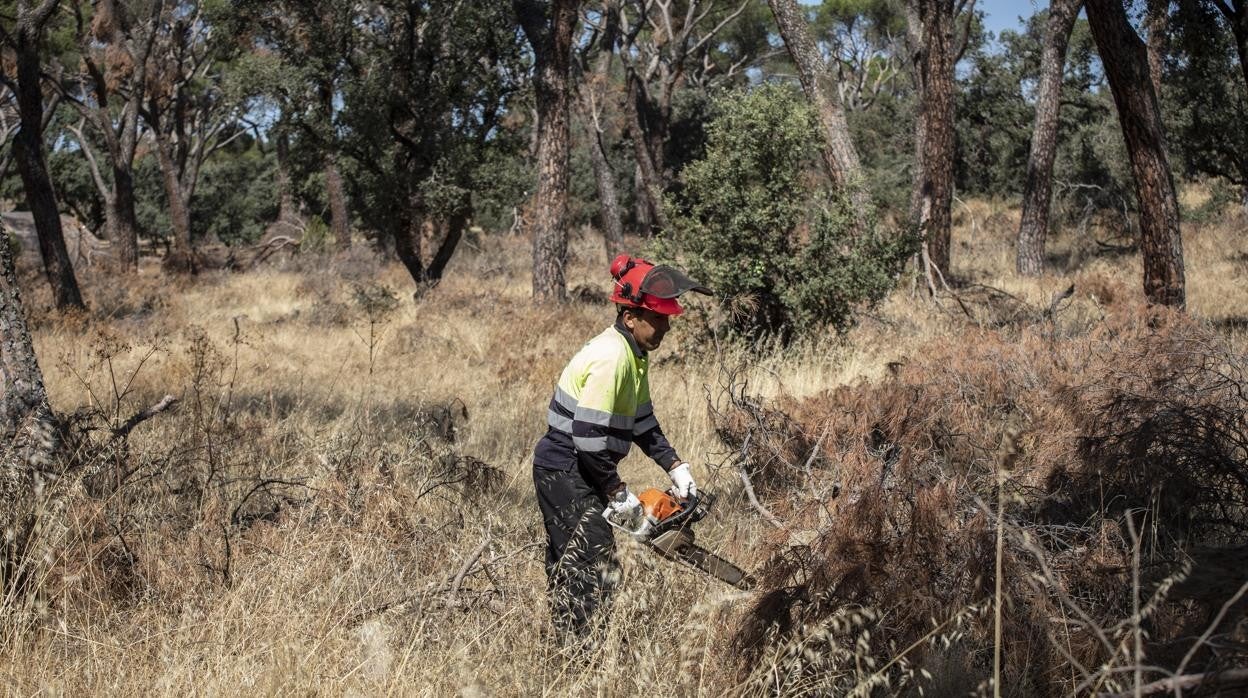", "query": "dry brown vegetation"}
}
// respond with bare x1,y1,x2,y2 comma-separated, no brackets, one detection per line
3,198,1247,695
